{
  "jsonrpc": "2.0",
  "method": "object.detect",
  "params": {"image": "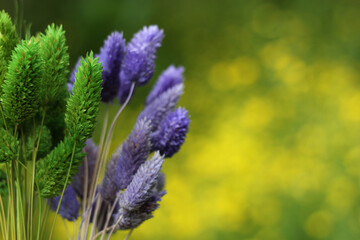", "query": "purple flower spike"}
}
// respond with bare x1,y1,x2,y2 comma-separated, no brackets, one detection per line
50,185,80,221
151,107,190,158
146,65,184,105
72,139,98,198
100,147,122,202
100,118,152,202
113,172,166,230
98,31,126,102
118,25,164,103
137,83,183,132
68,58,81,93
115,118,152,190
119,152,164,211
